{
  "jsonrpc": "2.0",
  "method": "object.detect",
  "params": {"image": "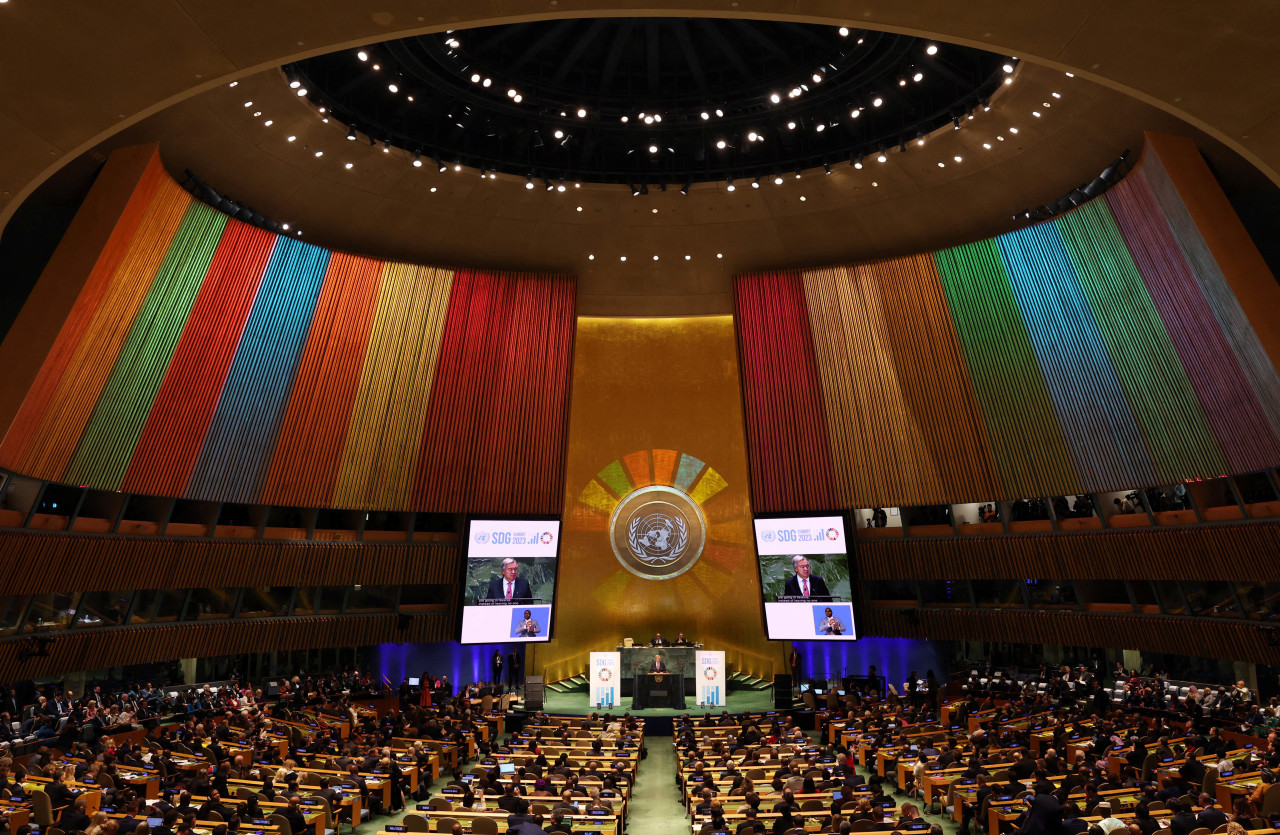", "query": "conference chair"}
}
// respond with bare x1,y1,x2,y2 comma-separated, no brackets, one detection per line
427,797,454,811
471,817,499,835
403,814,430,832
31,789,55,827
434,817,459,832
1186,828,1210,835
269,813,292,835
206,812,224,822
1201,766,1219,796
1261,783,1280,817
